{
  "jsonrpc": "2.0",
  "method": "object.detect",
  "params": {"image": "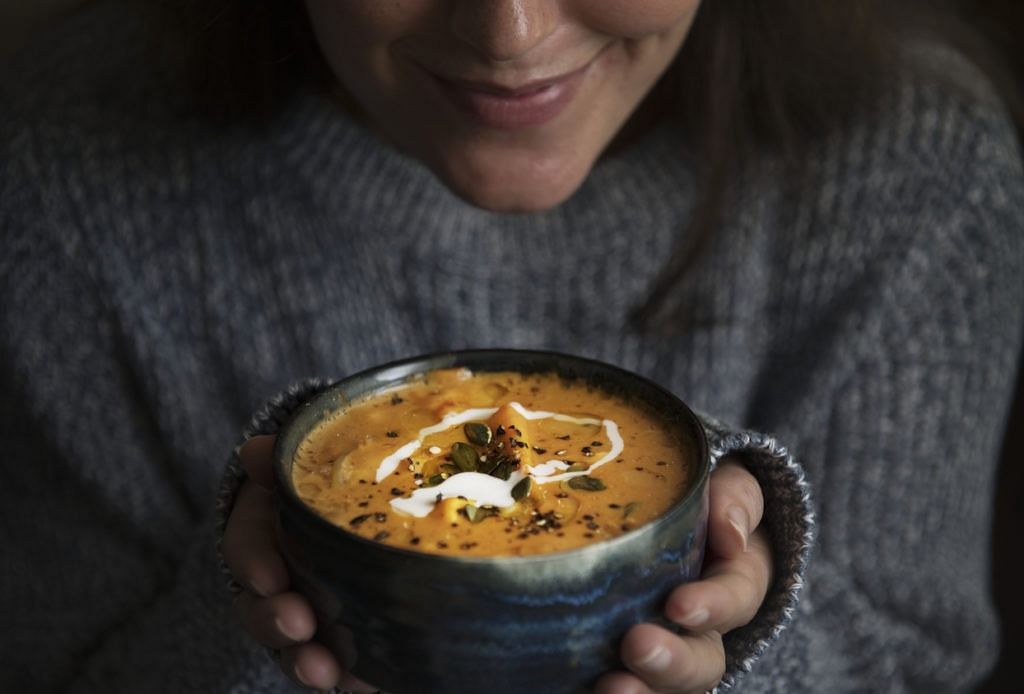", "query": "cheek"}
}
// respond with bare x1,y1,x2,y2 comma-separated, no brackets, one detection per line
303,0,438,71
570,0,702,39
